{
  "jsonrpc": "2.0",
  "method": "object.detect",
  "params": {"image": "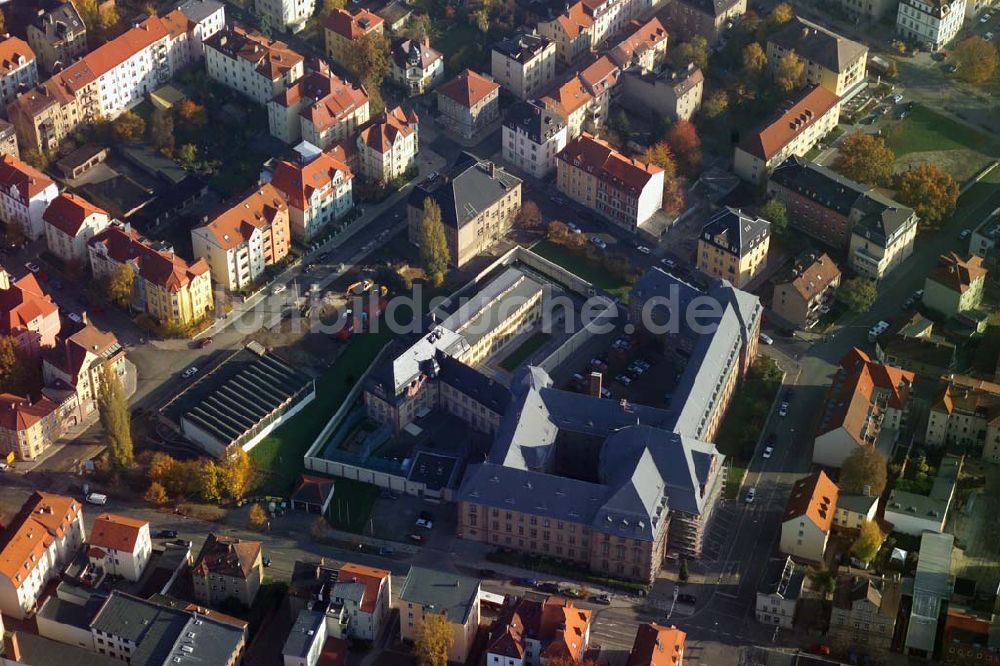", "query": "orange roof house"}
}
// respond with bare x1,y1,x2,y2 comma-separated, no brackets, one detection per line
0,154,55,202
627,623,685,666
88,514,147,554
557,133,662,193
324,8,384,40
738,85,841,161
438,69,500,109
540,77,593,120
0,37,35,78
780,470,839,563
578,55,621,97
43,193,109,239
487,596,592,663
611,18,669,71
88,225,209,294
358,106,418,154
0,393,59,433
335,563,390,614
0,270,60,354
